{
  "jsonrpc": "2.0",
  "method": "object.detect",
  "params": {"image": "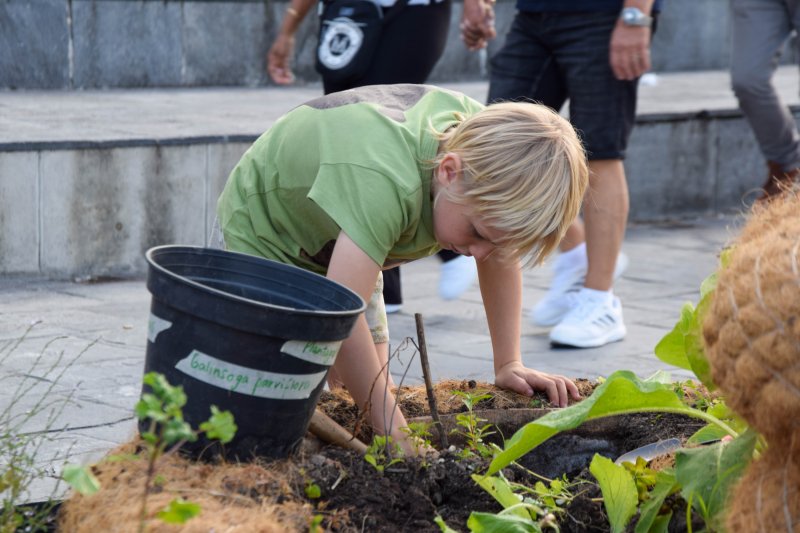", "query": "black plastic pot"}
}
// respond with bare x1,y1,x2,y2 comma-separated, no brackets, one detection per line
141,245,365,459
